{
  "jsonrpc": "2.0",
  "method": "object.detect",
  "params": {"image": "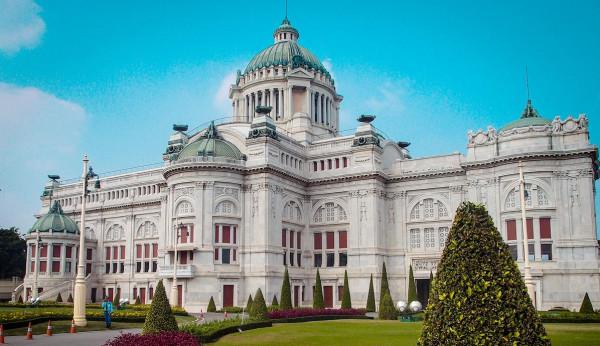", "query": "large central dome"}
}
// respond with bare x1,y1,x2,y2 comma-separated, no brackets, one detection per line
243,18,331,78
